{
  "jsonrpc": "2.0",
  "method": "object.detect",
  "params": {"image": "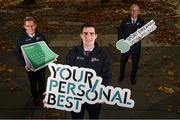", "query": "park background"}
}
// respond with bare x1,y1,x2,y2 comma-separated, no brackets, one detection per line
0,0,179,119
